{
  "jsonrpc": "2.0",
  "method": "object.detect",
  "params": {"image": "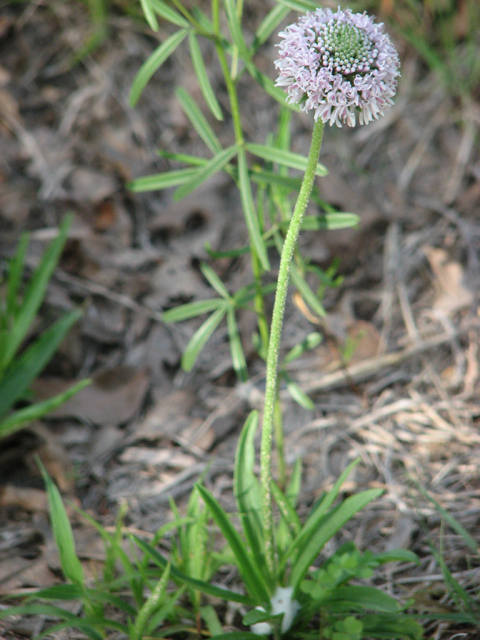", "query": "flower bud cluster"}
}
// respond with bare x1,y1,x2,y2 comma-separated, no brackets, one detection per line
275,8,400,127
